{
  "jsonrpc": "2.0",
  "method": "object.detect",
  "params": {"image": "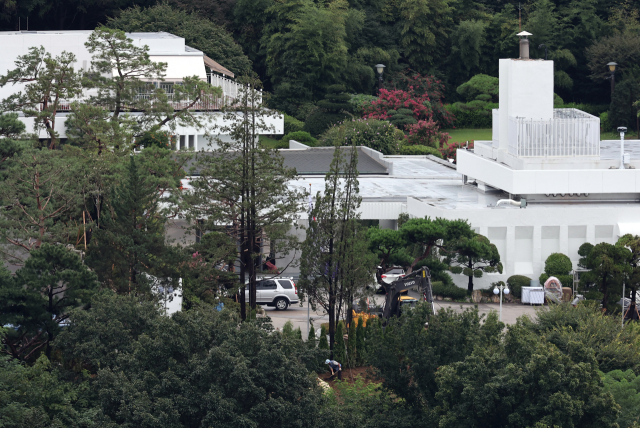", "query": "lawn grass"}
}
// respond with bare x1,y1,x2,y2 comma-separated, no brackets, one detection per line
442,128,492,144
259,135,282,149
601,131,640,140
